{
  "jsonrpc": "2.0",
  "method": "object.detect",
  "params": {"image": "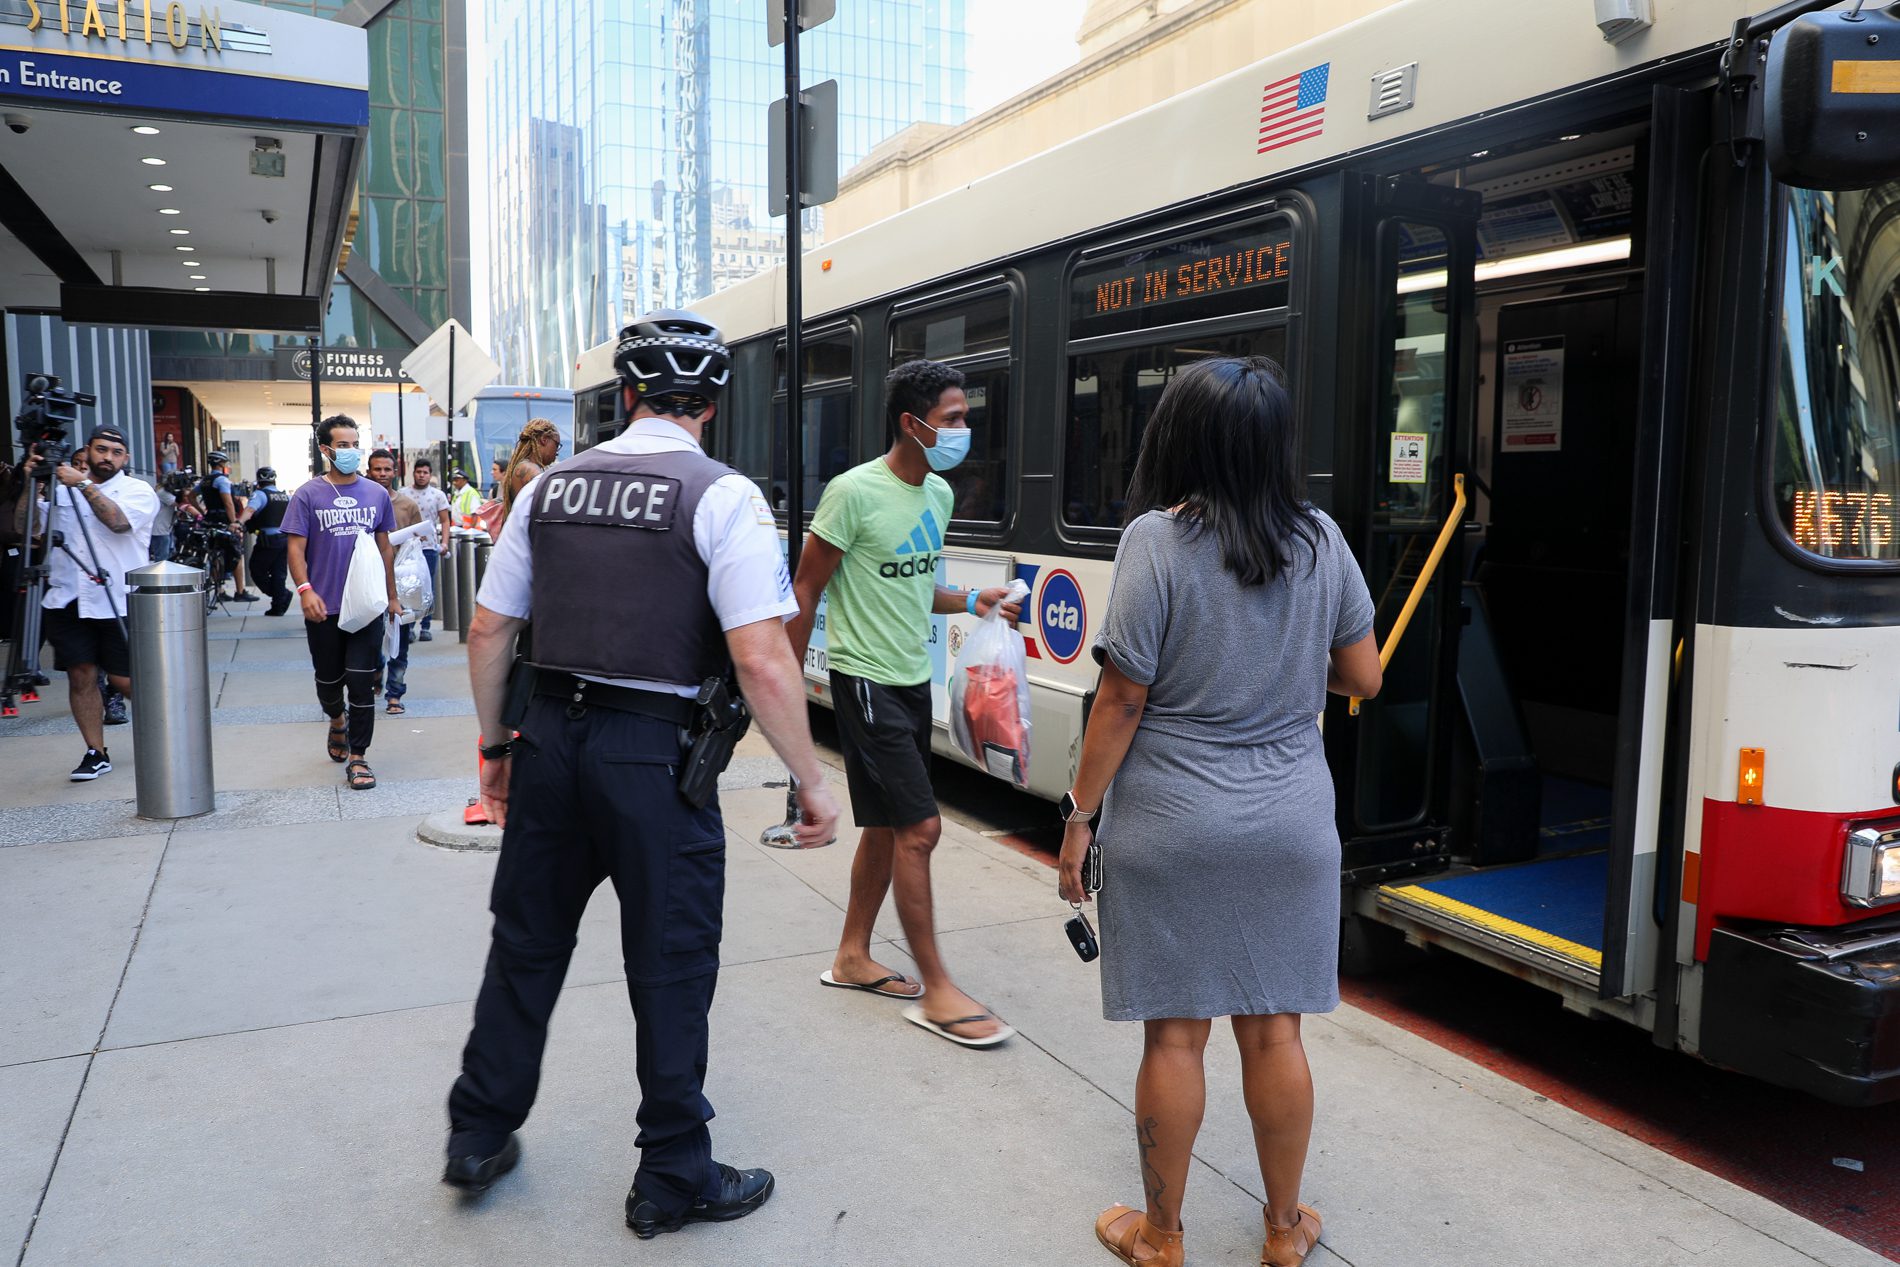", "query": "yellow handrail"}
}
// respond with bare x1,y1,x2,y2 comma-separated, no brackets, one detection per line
1351,473,1466,717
